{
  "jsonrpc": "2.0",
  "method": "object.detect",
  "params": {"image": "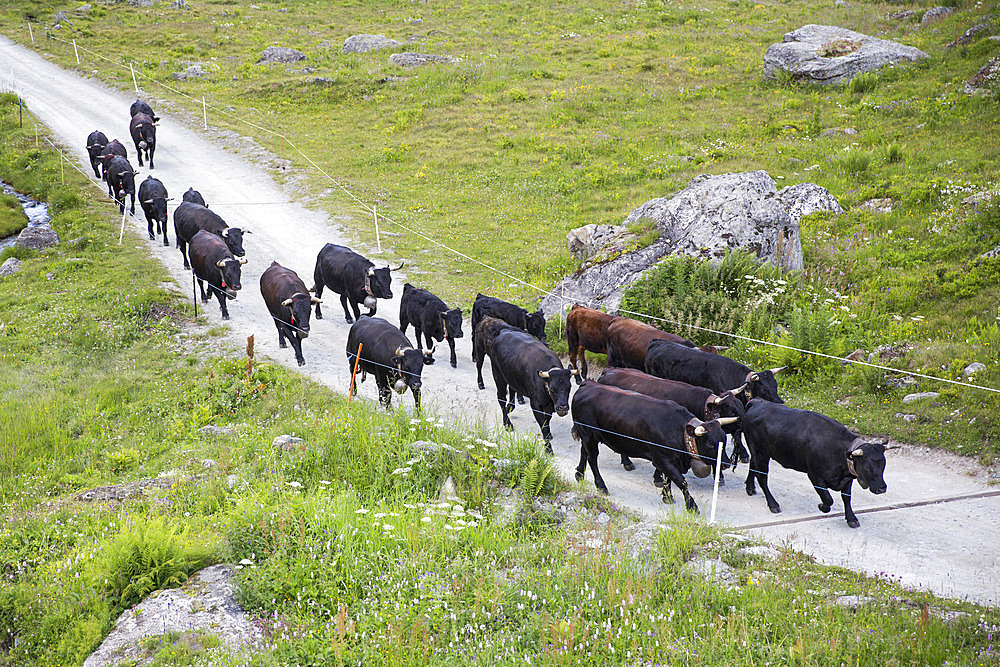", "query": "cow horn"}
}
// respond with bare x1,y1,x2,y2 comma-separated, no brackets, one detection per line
538,370,550,379
570,368,580,375
710,394,724,405
748,372,759,382
216,260,227,268
221,228,229,237
142,199,153,204
368,268,375,276
311,296,322,304
851,448,864,458
729,383,748,396
281,298,294,307
242,228,252,234
717,417,739,426
390,262,405,271
239,258,248,265
885,445,901,451
395,346,406,357
768,366,787,375
694,425,707,436
713,345,730,352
